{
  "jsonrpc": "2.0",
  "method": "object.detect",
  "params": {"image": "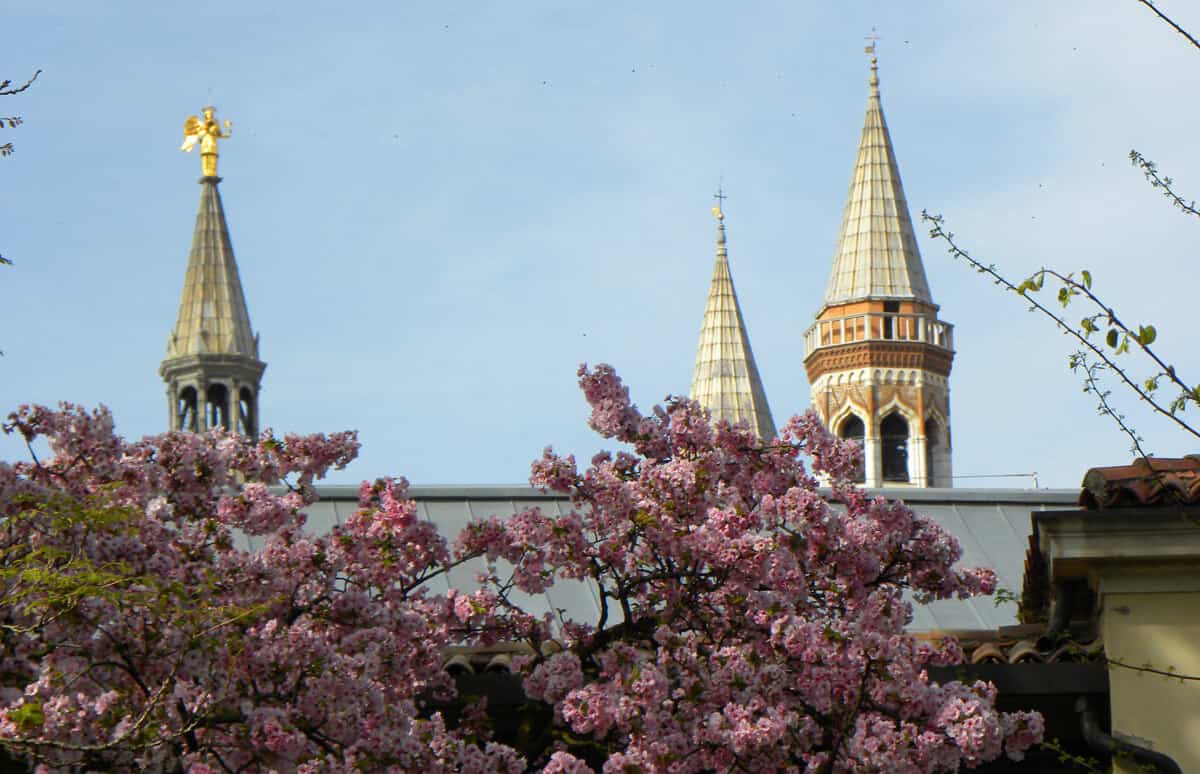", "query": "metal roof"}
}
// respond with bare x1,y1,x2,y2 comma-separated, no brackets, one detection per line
277,486,1078,634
